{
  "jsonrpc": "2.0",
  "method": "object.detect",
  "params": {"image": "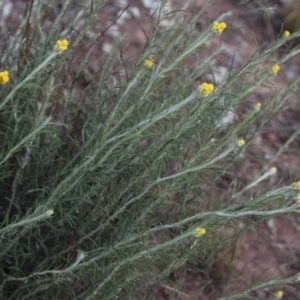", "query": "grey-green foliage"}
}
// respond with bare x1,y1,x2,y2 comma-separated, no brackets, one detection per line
0,1,299,299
